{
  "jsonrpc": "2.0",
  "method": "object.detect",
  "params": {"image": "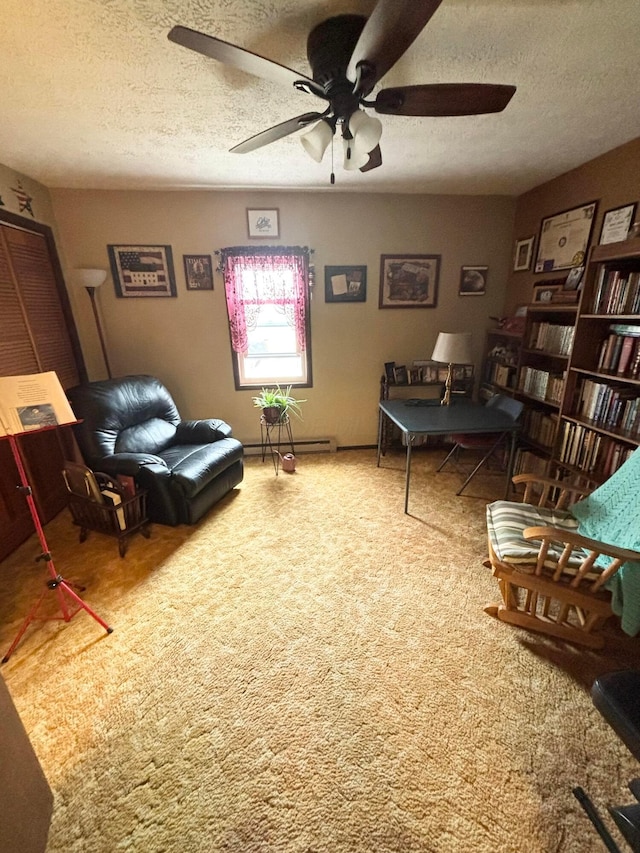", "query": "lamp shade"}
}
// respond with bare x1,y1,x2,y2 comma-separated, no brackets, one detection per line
431,332,473,365
300,119,334,163
75,268,107,288
343,109,383,170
